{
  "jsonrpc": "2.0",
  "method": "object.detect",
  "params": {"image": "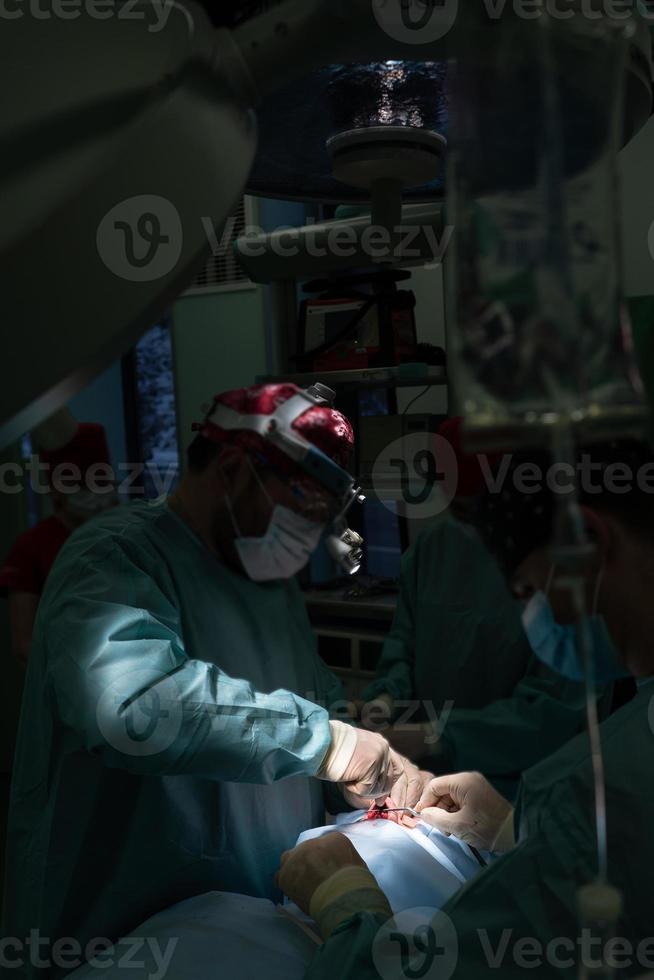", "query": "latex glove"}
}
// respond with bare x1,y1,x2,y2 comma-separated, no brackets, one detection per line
416,772,516,852
360,693,395,731
339,752,430,816
388,759,434,814
317,722,403,800
385,722,440,761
